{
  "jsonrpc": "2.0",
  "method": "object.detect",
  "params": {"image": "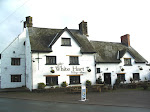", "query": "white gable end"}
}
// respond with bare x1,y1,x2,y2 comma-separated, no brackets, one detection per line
120,52,135,65
52,31,81,55
1,30,26,89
